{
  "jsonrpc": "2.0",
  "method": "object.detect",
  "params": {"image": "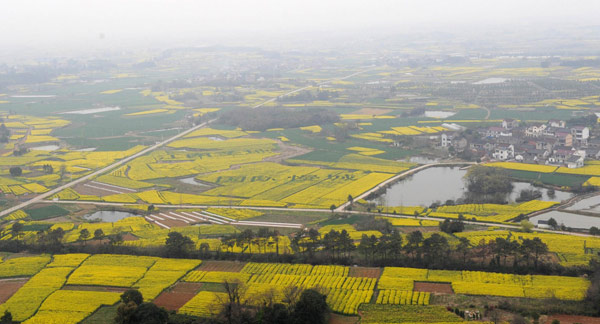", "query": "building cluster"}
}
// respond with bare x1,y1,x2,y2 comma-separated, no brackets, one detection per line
439,119,597,168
